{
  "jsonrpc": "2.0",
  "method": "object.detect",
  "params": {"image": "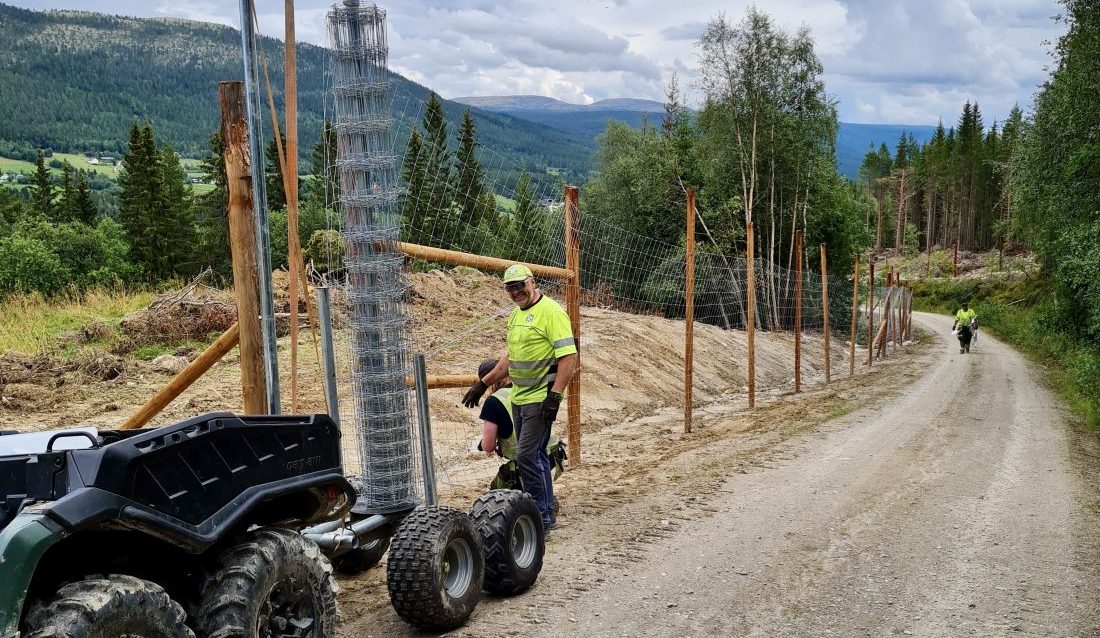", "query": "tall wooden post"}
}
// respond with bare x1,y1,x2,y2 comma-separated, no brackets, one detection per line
684,190,696,433
820,243,830,384
746,221,756,409
220,81,267,414
866,261,874,367
849,253,859,376
794,230,803,393
564,186,582,466
284,0,303,412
